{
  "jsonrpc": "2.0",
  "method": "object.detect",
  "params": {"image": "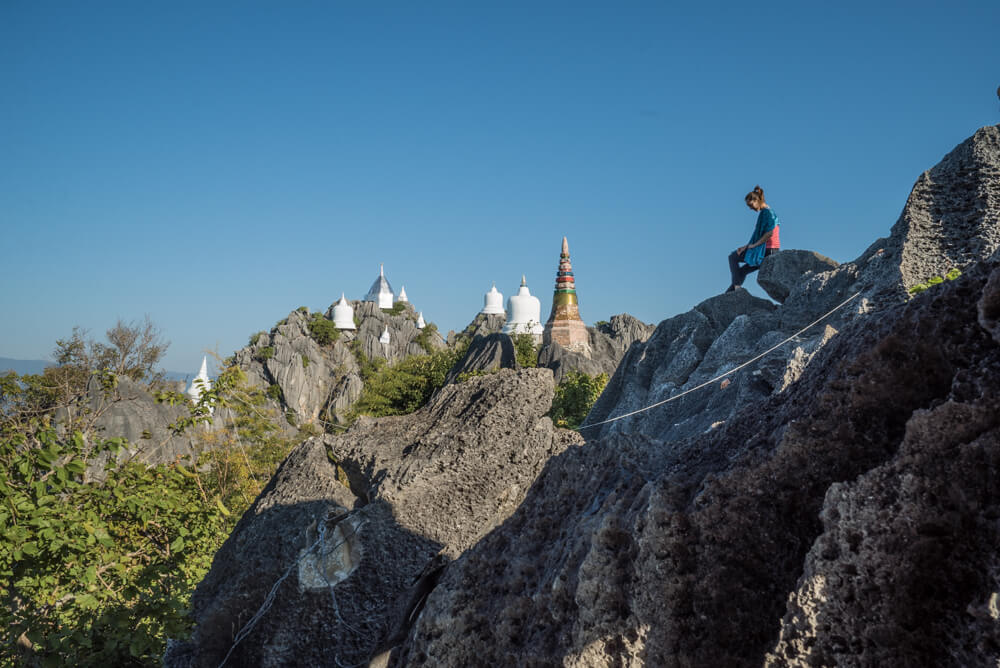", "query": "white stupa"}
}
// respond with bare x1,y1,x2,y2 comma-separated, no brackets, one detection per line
481,283,505,315
332,293,356,330
502,275,544,336
396,285,408,303
379,326,391,345
416,312,426,329
365,264,395,309
186,356,213,406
